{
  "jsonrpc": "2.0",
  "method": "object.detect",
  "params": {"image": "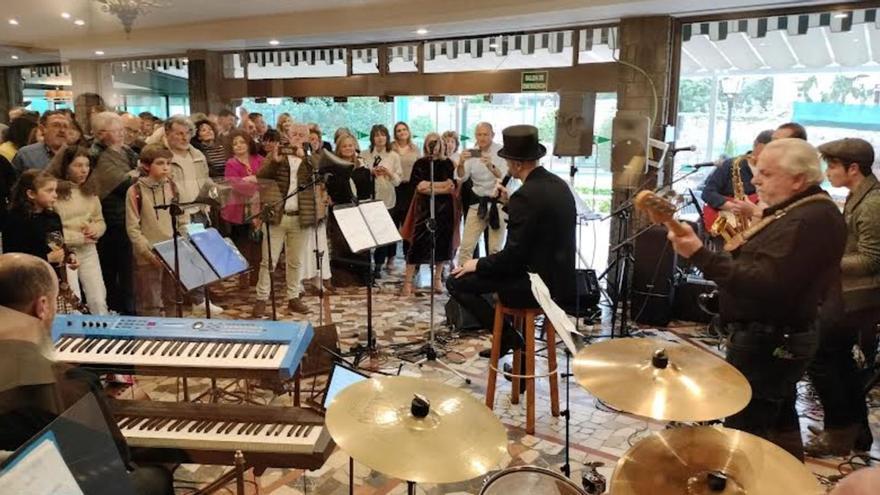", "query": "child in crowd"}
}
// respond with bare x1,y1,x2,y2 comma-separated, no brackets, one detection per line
126,143,186,316
48,147,109,315
3,170,67,263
